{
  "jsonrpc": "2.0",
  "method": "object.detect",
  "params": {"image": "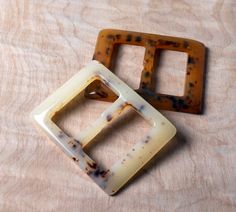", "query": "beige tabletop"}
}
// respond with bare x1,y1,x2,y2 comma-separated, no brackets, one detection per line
0,0,236,211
